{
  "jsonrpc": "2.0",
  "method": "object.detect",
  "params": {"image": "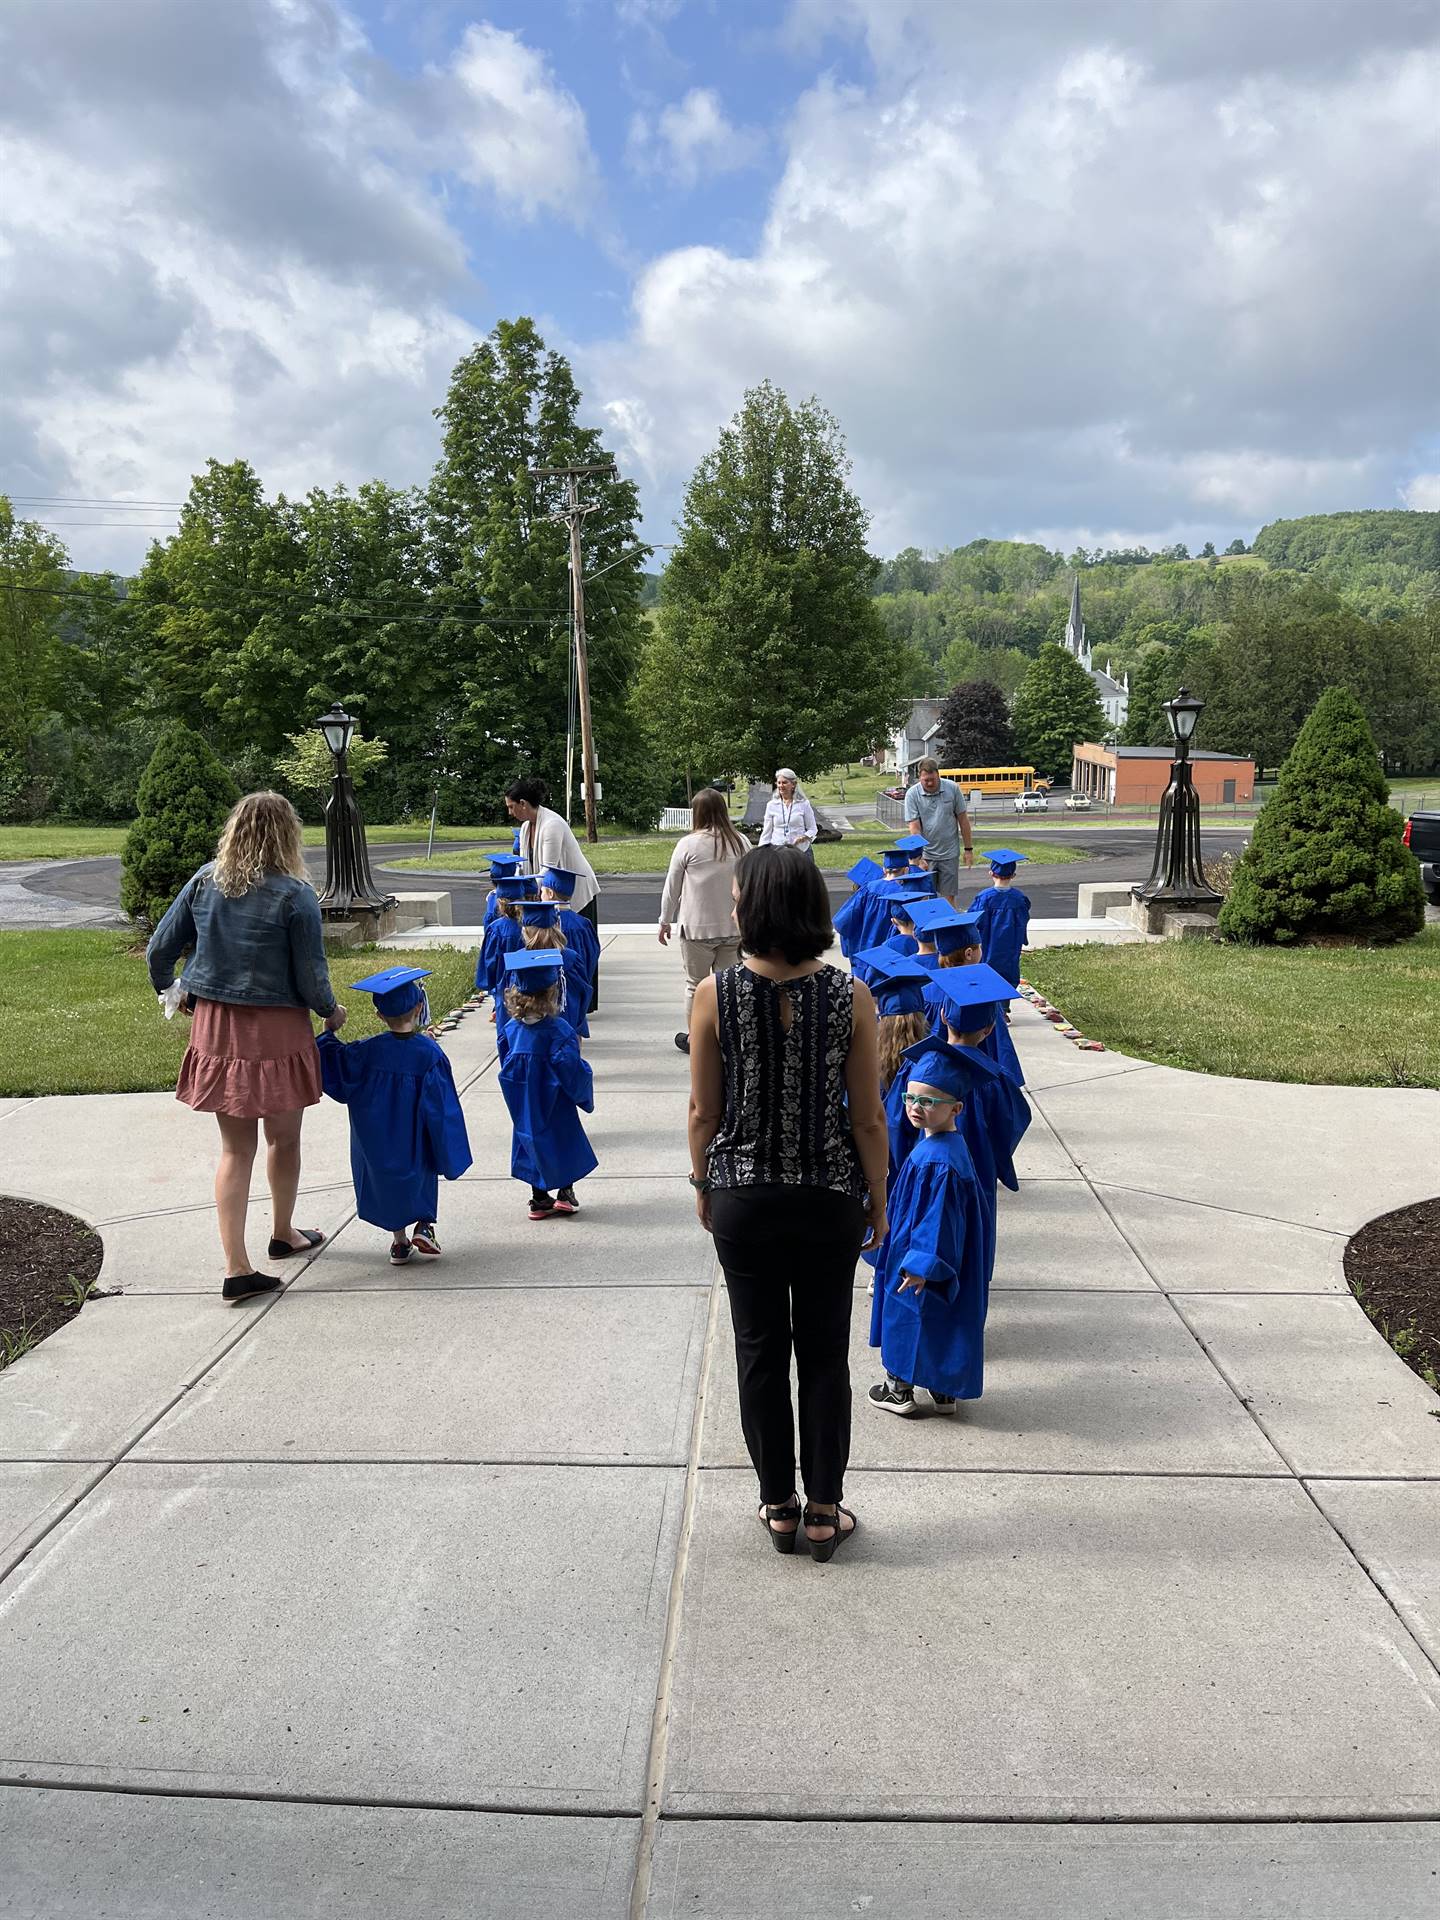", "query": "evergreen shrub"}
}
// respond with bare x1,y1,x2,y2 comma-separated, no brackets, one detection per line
1218,687,1425,945
120,723,238,930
